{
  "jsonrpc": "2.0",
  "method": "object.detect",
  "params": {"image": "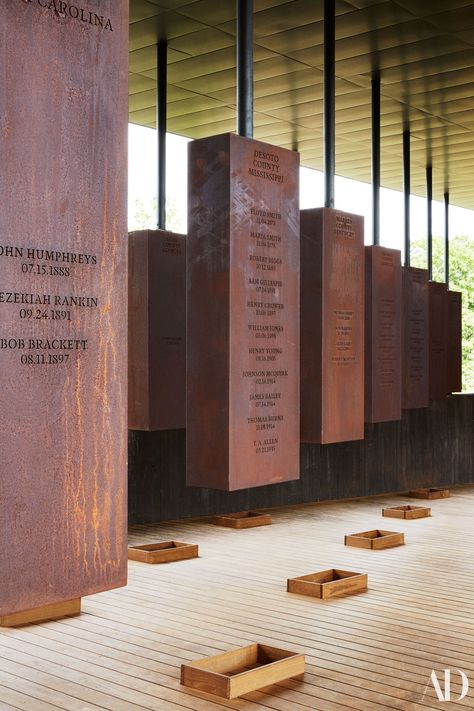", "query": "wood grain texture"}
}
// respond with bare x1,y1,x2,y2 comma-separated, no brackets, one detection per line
0,1,128,617
3,488,474,710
